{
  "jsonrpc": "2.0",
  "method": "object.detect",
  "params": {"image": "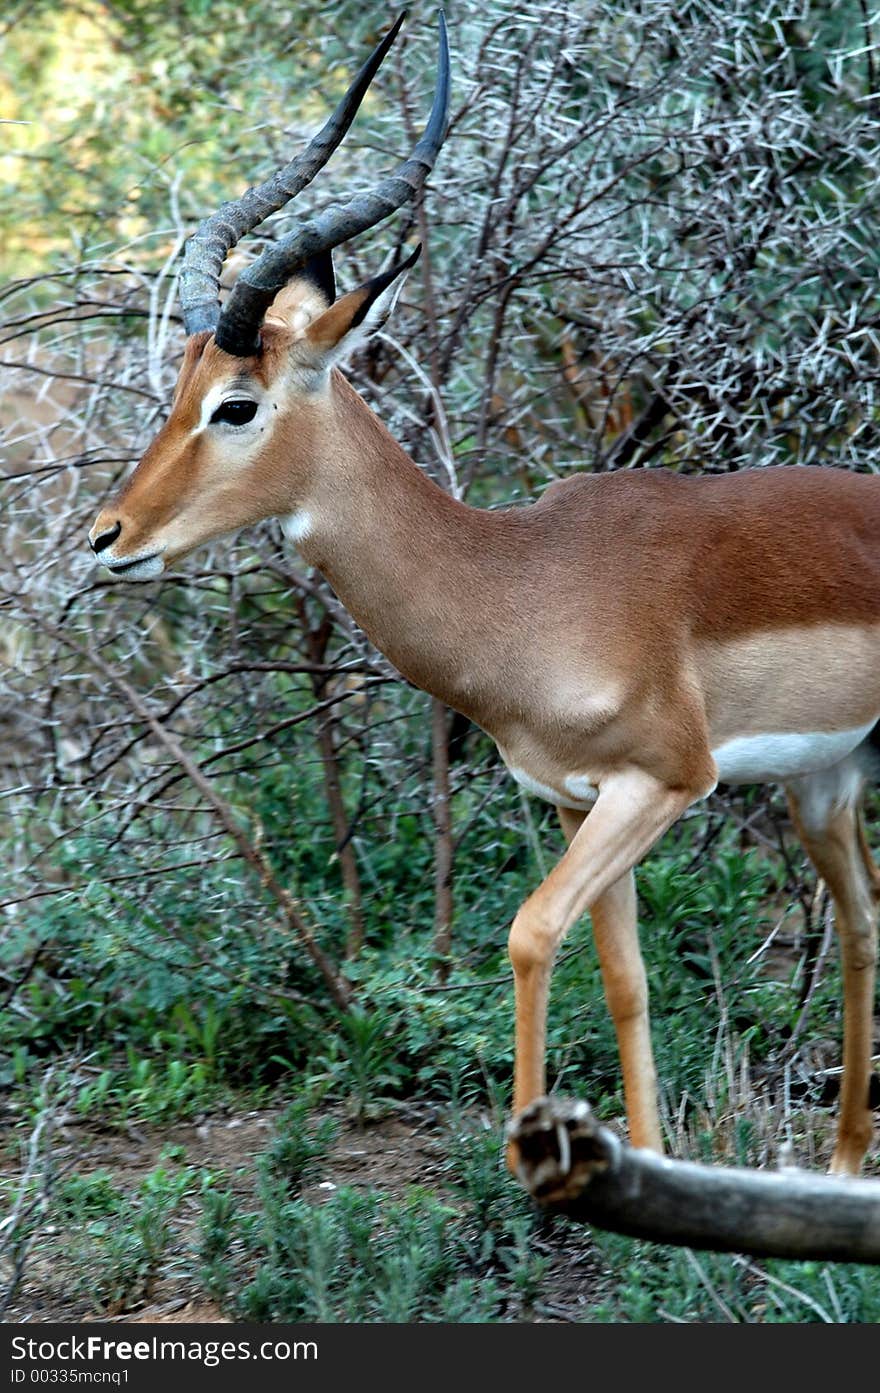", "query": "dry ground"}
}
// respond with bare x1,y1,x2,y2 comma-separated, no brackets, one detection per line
1,1101,608,1324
